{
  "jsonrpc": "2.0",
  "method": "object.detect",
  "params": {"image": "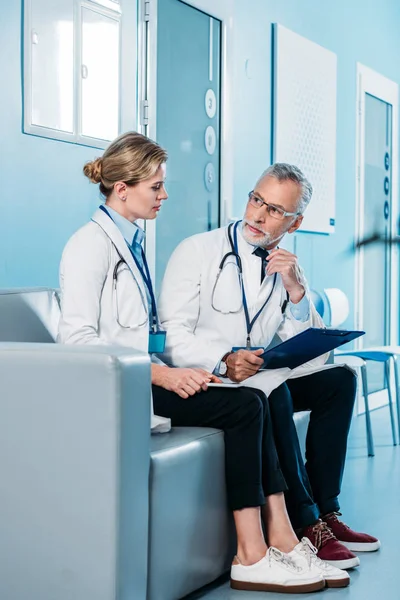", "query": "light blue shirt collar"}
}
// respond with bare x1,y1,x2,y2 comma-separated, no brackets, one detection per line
105,205,145,249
